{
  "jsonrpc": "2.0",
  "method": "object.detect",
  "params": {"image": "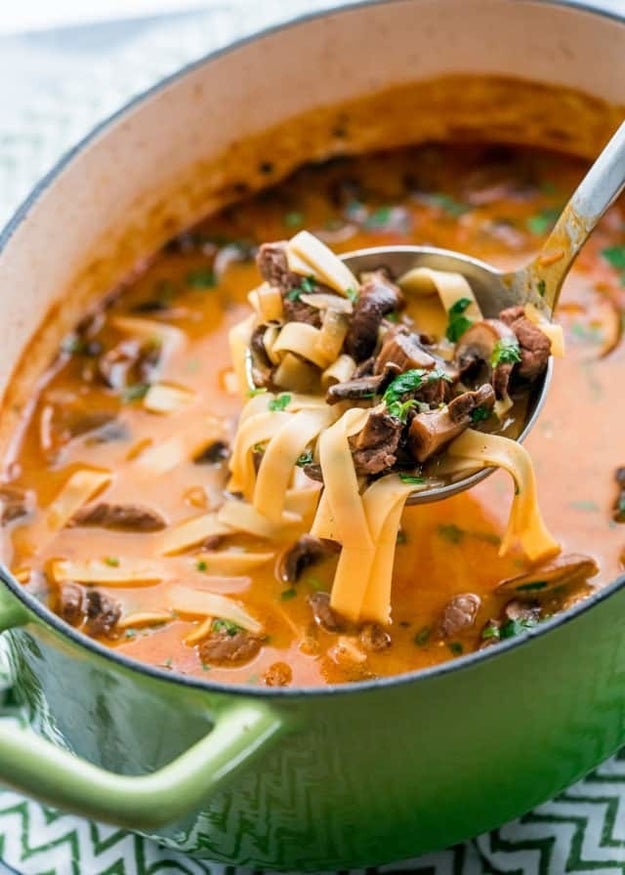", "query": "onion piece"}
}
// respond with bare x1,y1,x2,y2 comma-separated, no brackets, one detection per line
299,293,353,314
168,584,263,634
